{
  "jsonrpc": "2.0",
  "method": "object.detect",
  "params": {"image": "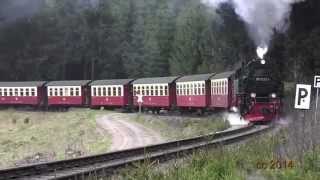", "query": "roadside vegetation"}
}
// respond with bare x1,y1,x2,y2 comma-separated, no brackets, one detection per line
112,129,319,180
131,113,229,140
0,108,111,169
